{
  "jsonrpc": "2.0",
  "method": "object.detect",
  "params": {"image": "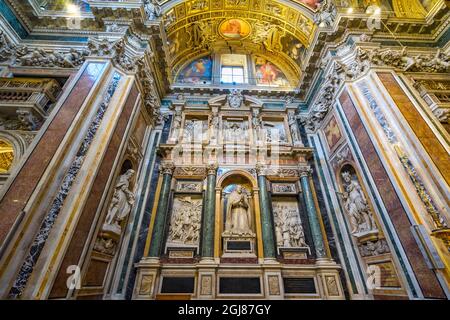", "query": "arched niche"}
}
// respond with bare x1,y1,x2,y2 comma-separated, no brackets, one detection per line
214,170,263,259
